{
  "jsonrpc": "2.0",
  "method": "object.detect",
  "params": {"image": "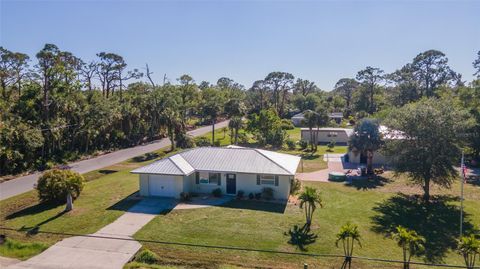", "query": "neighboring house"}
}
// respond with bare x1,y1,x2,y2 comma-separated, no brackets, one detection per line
301,127,354,145
131,147,301,200
291,112,305,127
291,111,344,127
328,112,343,124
